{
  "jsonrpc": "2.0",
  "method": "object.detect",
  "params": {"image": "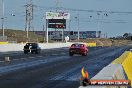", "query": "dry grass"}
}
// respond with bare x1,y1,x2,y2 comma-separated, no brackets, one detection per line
0,29,44,43
80,38,131,46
